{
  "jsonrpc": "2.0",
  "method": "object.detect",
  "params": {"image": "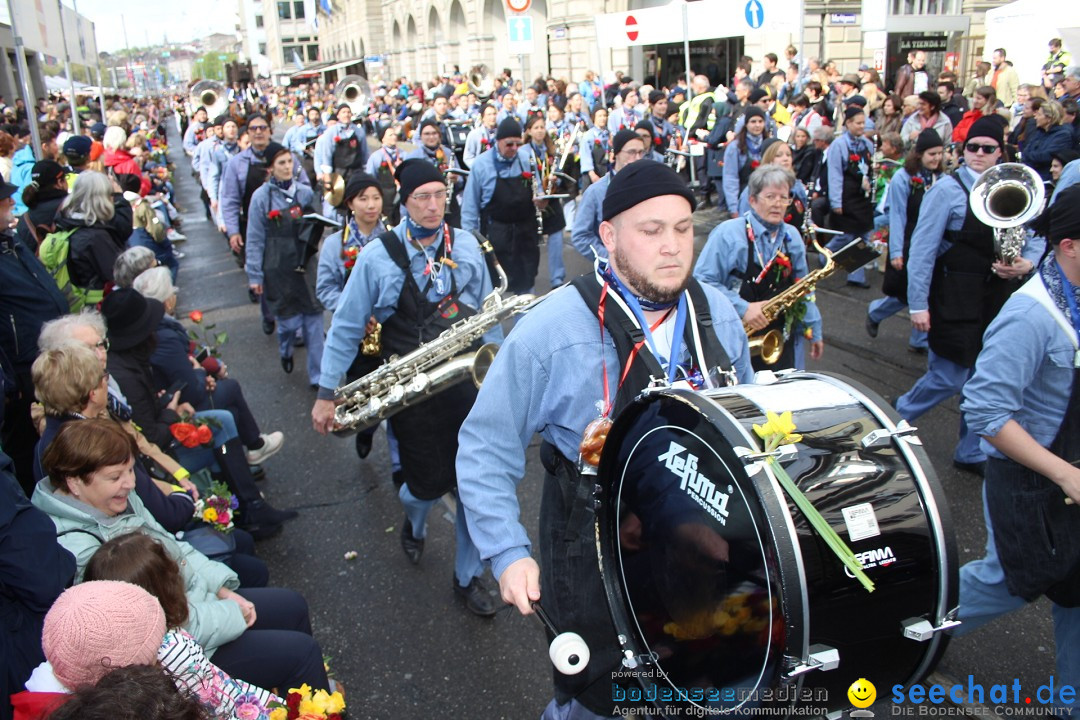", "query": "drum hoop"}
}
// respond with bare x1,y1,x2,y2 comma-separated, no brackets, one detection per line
809,372,957,682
